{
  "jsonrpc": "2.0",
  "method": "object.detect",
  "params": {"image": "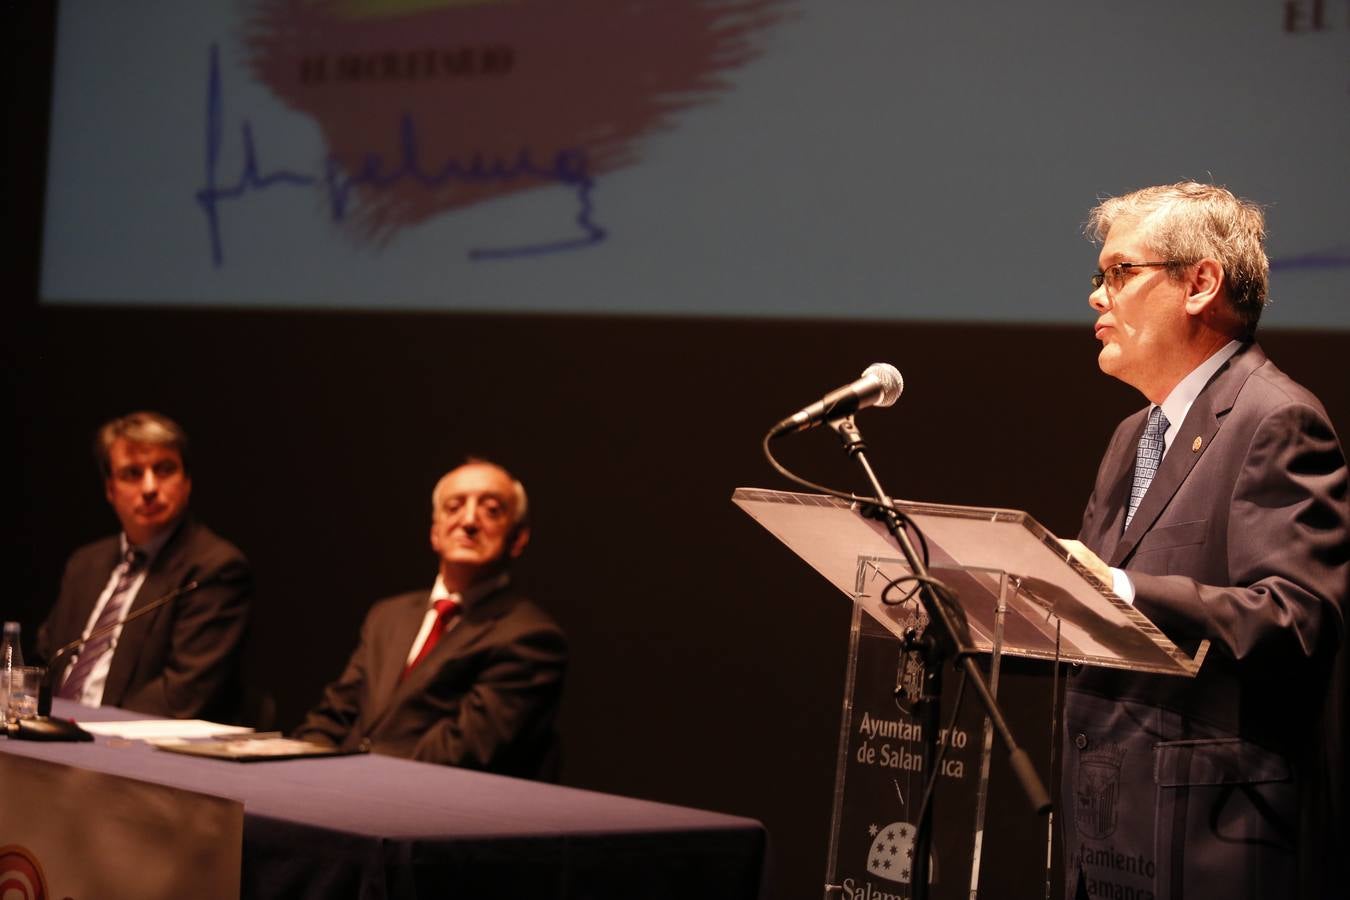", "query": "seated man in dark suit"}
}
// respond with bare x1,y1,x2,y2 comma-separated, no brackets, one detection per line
38,411,253,720
294,459,567,779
